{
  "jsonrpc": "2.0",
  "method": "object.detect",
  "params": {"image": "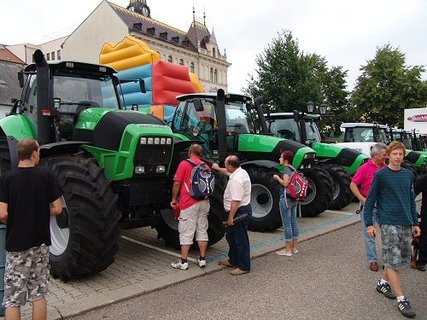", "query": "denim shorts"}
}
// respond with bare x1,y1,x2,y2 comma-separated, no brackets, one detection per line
380,224,412,269
3,244,50,307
